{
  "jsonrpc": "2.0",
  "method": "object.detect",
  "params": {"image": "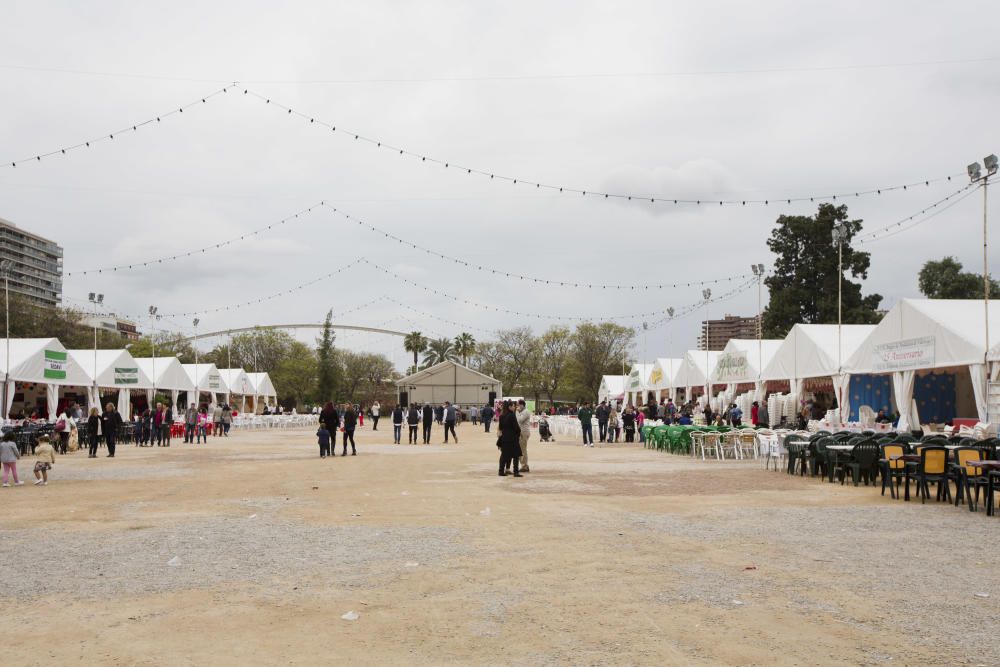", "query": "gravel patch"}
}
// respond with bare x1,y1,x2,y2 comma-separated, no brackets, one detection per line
0,517,467,600
39,463,191,482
